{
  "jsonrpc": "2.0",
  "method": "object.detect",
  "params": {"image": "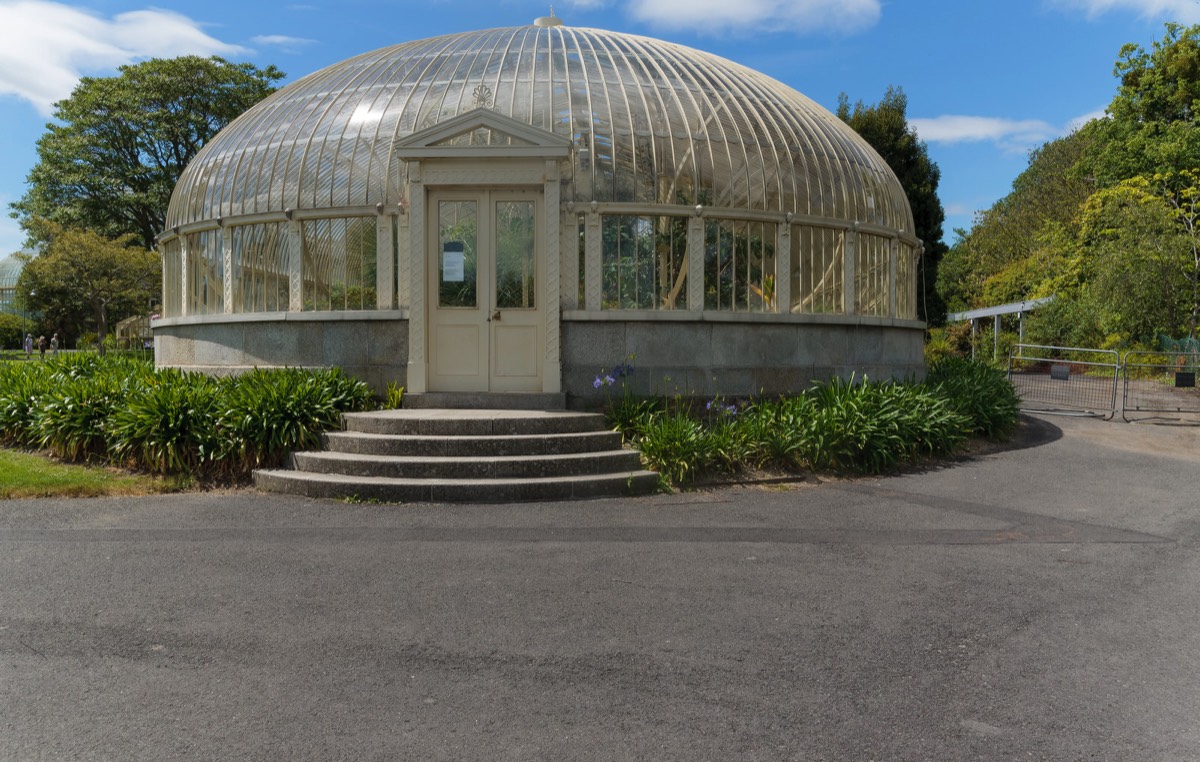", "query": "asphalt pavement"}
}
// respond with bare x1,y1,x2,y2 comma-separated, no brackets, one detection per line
2,413,1199,761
